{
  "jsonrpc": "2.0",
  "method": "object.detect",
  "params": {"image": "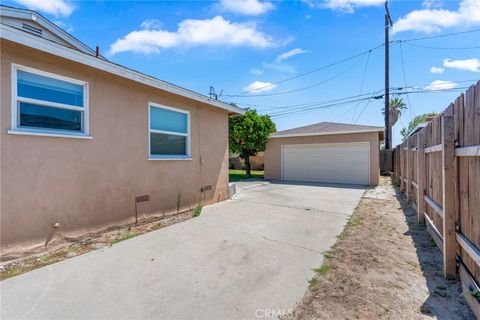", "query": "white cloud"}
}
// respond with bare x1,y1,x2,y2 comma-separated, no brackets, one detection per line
424,80,458,91
422,0,443,9
219,0,274,16
392,0,480,34
13,0,75,17
250,68,264,75
110,16,278,55
140,19,163,30
303,0,384,13
262,62,296,73
275,48,308,63
430,66,445,74
443,58,480,72
248,48,306,76
243,81,277,93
